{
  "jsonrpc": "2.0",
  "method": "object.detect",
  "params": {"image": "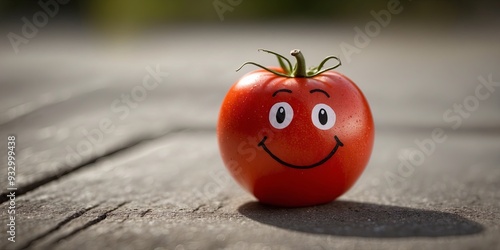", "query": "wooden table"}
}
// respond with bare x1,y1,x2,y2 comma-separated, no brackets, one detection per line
1,22,500,249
